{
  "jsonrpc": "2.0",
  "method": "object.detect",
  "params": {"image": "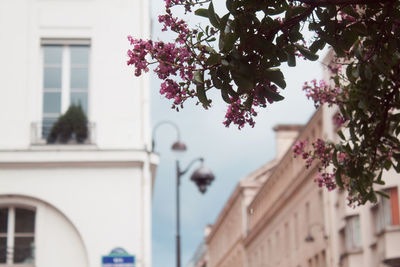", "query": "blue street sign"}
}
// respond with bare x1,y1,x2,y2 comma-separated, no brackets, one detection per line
102,248,135,267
